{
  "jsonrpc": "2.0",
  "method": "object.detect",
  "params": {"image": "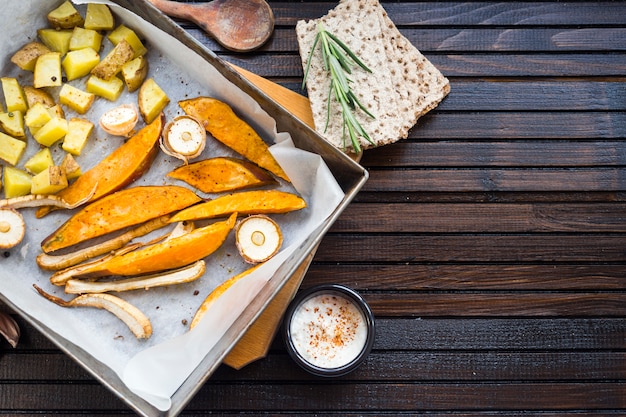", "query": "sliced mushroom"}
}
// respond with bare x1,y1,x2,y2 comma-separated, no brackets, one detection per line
235,214,283,264
0,208,26,249
99,103,139,136
160,115,206,164
33,284,152,339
